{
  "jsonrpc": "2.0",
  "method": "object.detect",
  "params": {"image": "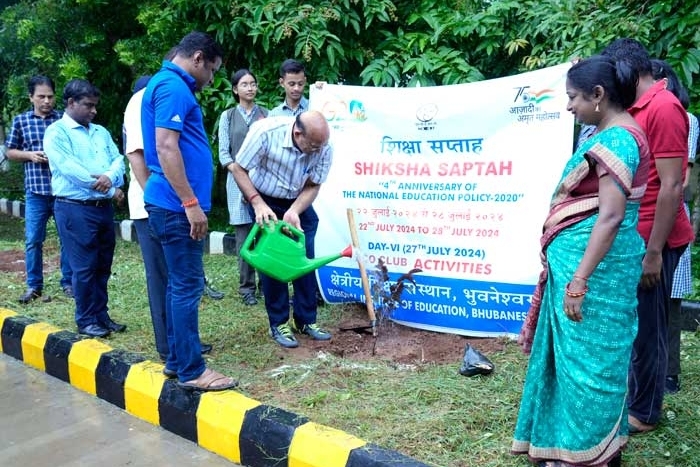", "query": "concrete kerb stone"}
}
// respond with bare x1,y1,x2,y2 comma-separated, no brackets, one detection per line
0,198,24,218
0,309,429,467
0,197,237,256
0,198,430,467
